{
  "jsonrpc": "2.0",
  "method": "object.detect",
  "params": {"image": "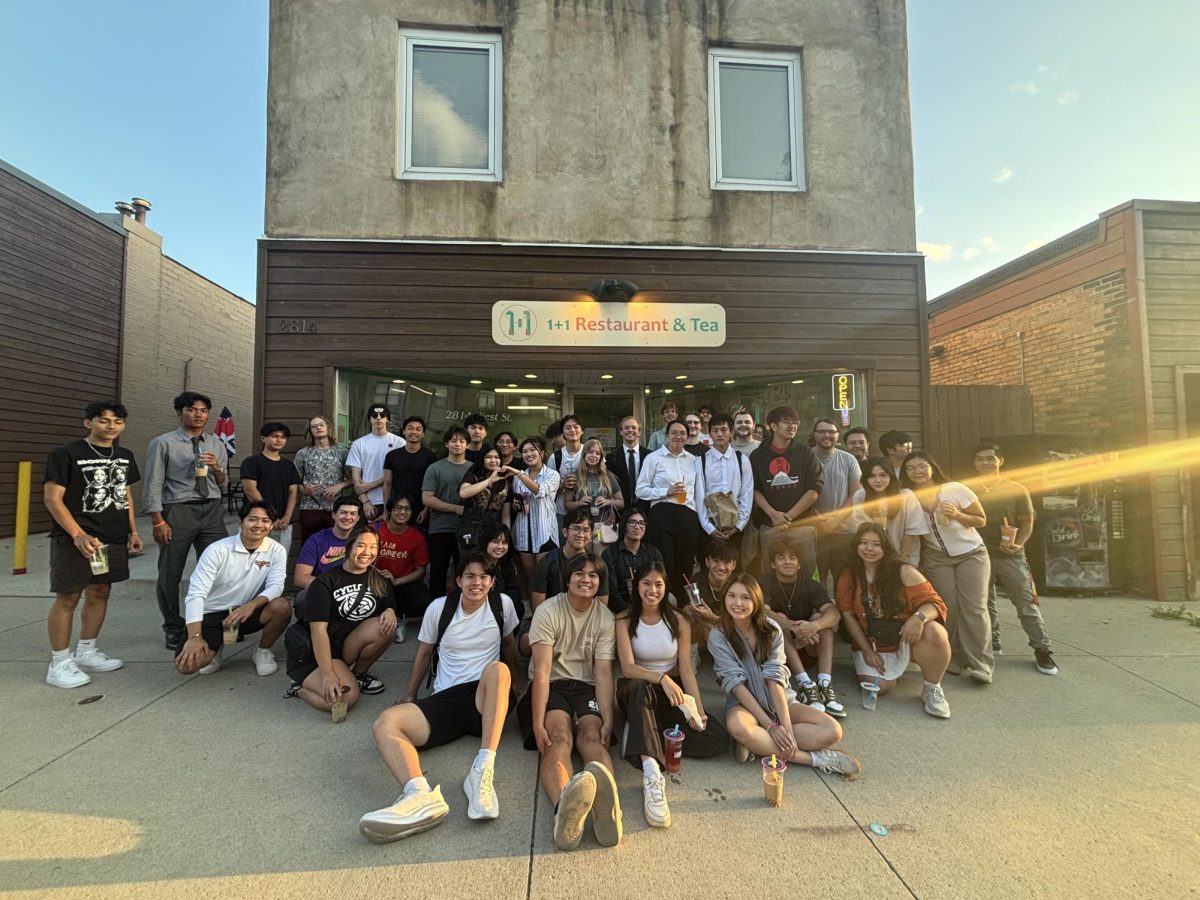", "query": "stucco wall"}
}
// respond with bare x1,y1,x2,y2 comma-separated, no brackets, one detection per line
118,220,256,473
266,0,915,252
